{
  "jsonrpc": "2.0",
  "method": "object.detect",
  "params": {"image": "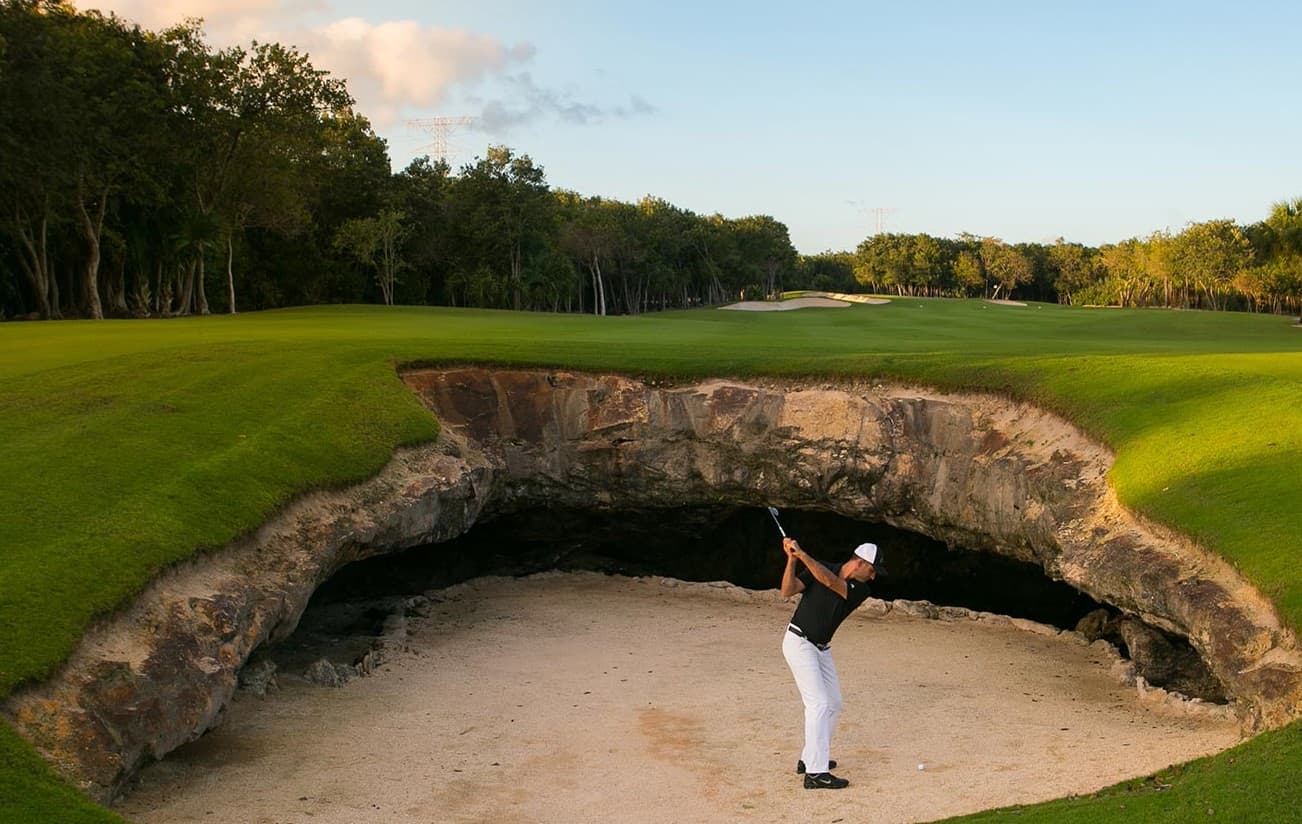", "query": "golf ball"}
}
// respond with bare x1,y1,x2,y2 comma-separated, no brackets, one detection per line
917,763,925,771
